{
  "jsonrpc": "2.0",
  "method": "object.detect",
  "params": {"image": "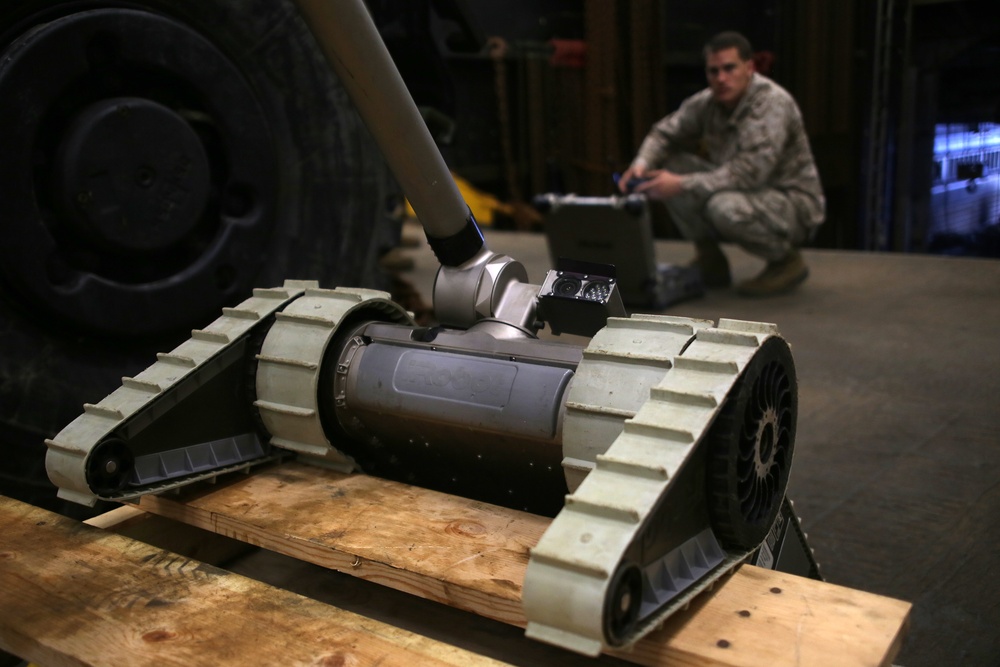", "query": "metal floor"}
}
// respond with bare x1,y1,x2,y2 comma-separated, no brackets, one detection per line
397,222,1000,667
